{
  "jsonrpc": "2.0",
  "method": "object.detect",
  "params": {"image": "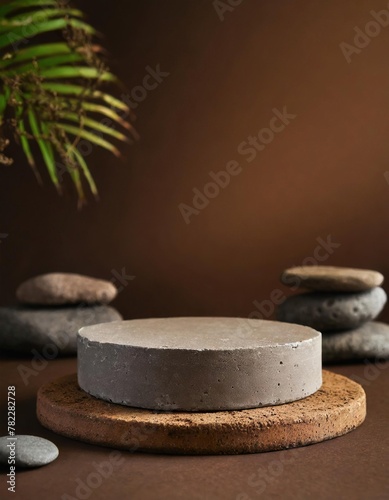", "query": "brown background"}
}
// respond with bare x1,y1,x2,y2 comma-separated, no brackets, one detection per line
1,0,389,322
1,3,389,499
